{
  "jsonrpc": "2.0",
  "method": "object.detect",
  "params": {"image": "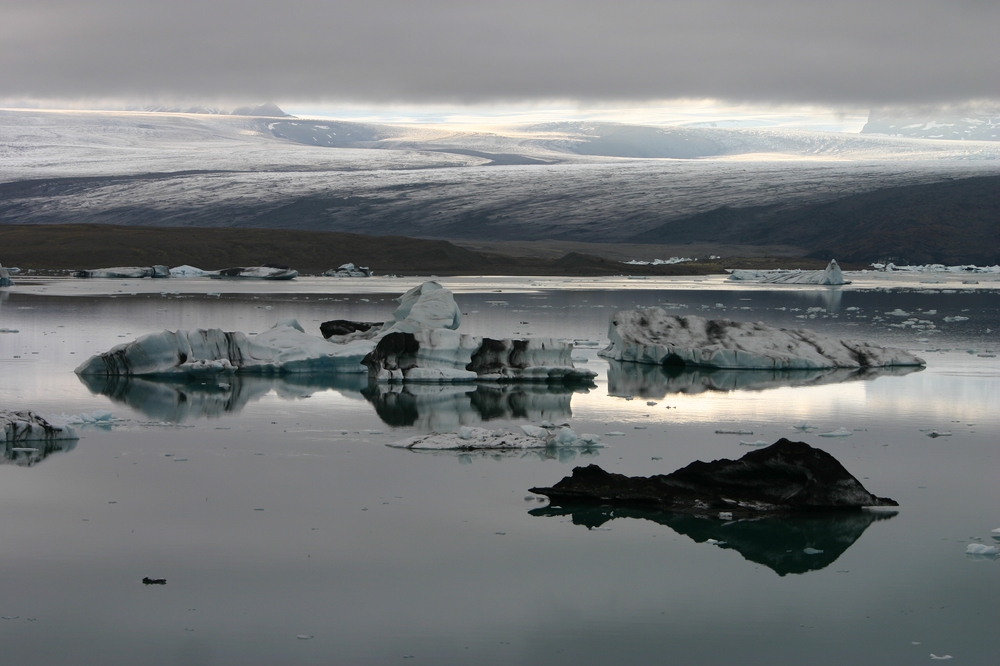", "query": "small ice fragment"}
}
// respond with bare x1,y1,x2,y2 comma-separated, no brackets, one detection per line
646,401,657,406
740,440,769,447
930,655,953,660
296,635,313,640
634,425,647,430
173,458,188,462
926,431,952,438
818,427,853,437
458,426,474,440
716,429,753,435
886,309,910,316
803,547,824,555
966,543,998,555
718,512,733,520
992,528,1000,534
651,456,662,460
520,425,547,439
792,422,815,431
605,431,626,436
943,316,969,323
